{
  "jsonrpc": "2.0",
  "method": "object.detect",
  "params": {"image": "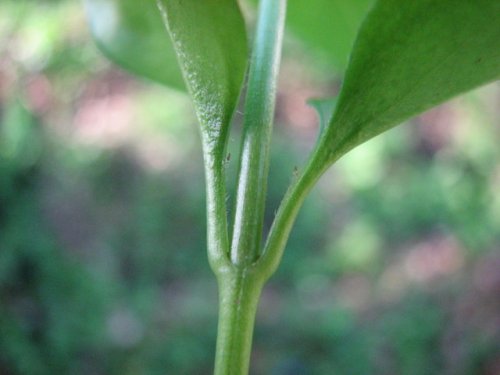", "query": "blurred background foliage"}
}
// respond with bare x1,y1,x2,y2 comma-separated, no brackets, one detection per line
1,0,499,374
